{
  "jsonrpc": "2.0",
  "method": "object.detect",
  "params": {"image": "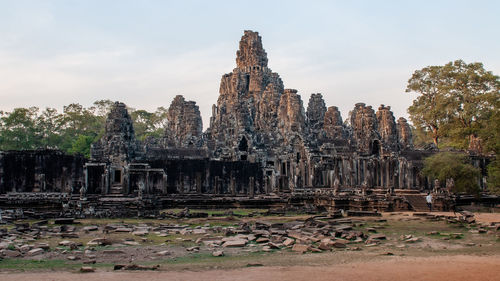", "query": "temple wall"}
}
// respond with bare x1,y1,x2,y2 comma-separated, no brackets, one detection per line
146,159,263,196
0,150,85,194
